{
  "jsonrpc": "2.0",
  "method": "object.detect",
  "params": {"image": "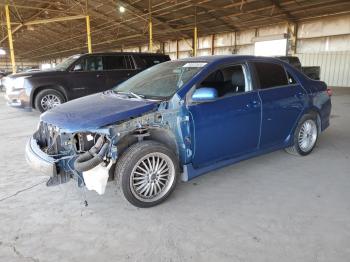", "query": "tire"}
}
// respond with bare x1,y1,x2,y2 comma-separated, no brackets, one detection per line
285,113,319,156
115,141,179,208
34,89,65,113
